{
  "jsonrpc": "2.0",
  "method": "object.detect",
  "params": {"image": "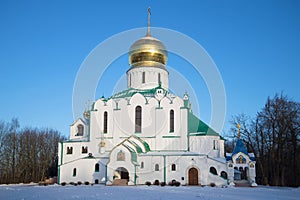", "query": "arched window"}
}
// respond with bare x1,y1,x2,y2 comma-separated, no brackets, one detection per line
82,146,88,154
67,147,73,154
95,163,100,172
142,72,145,83
209,167,217,175
155,164,159,171
171,164,176,171
77,124,84,136
170,110,174,132
141,162,144,169
158,73,161,84
135,106,142,133
221,171,228,179
73,168,77,177
103,111,108,133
